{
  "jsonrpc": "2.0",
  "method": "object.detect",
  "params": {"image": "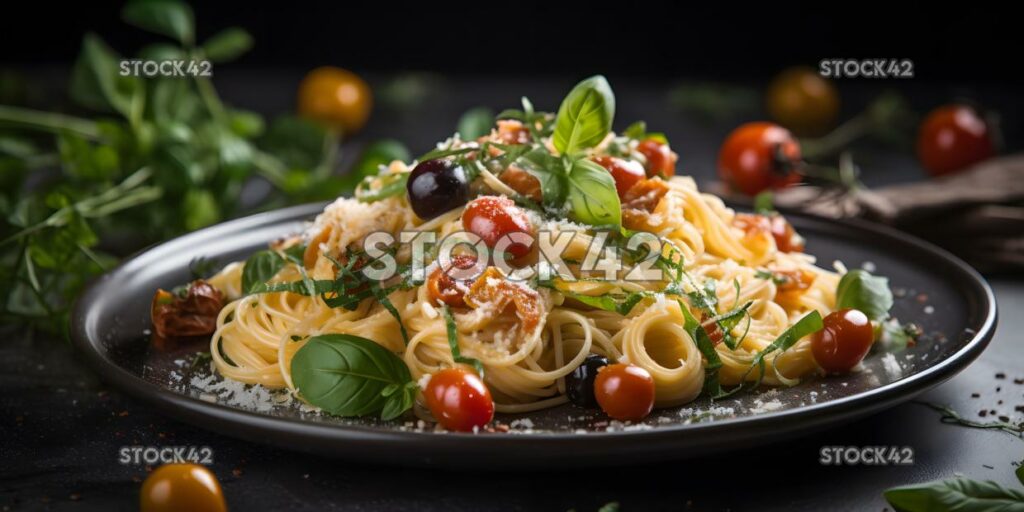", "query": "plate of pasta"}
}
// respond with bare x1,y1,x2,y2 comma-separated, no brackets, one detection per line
72,77,995,467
